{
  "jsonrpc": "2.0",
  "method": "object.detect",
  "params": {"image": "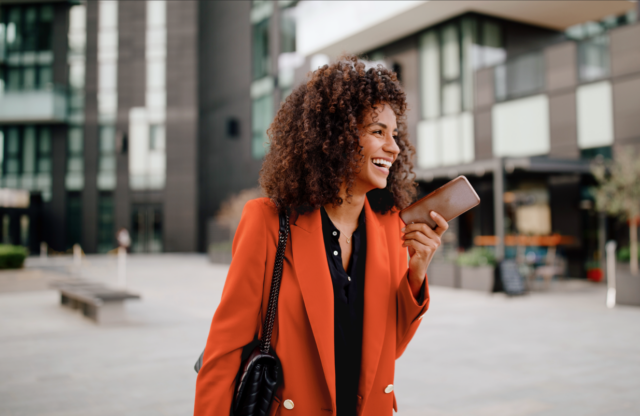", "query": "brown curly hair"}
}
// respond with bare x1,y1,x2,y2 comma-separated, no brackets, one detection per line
259,55,417,214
